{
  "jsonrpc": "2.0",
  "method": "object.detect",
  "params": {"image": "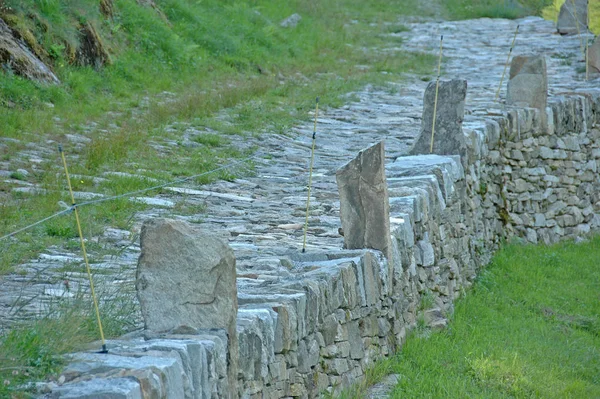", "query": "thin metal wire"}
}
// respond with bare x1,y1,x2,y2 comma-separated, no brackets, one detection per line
495,24,519,103
76,155,257,208
0,155,258,242
59,145,107,353
429,35,443,154
0,208,73,241
302,97,319,253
